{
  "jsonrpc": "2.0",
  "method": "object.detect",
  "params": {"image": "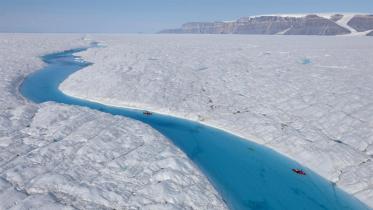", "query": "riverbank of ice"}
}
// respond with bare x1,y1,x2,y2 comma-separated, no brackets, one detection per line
61,34,373,207
0,34,226,209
